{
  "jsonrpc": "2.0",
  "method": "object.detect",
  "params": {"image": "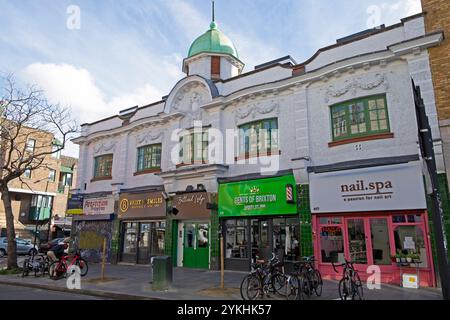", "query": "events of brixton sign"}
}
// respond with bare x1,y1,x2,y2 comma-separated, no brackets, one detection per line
218,175,297,217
